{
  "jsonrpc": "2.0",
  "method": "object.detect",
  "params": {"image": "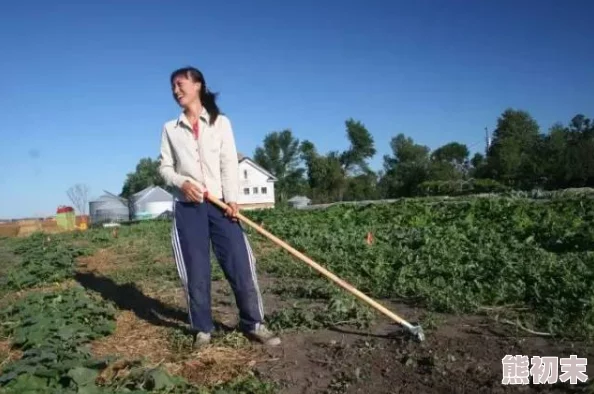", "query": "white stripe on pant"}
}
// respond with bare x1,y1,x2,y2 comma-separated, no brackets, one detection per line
242,231,264,320
171,202,193,327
